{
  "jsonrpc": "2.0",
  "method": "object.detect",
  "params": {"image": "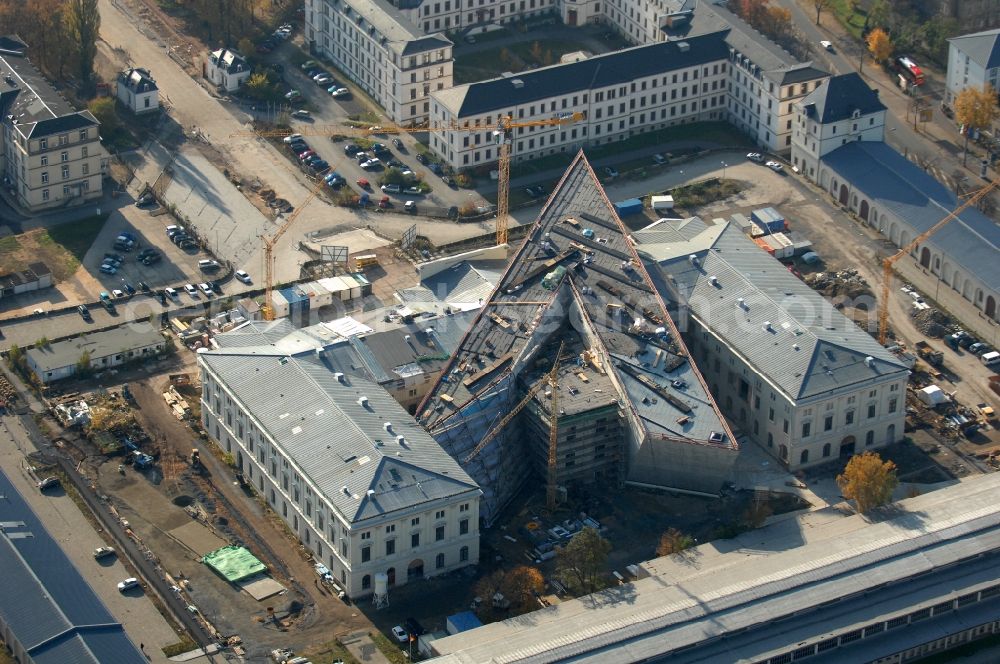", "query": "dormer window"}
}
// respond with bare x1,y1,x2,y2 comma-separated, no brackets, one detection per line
851,109,861,119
